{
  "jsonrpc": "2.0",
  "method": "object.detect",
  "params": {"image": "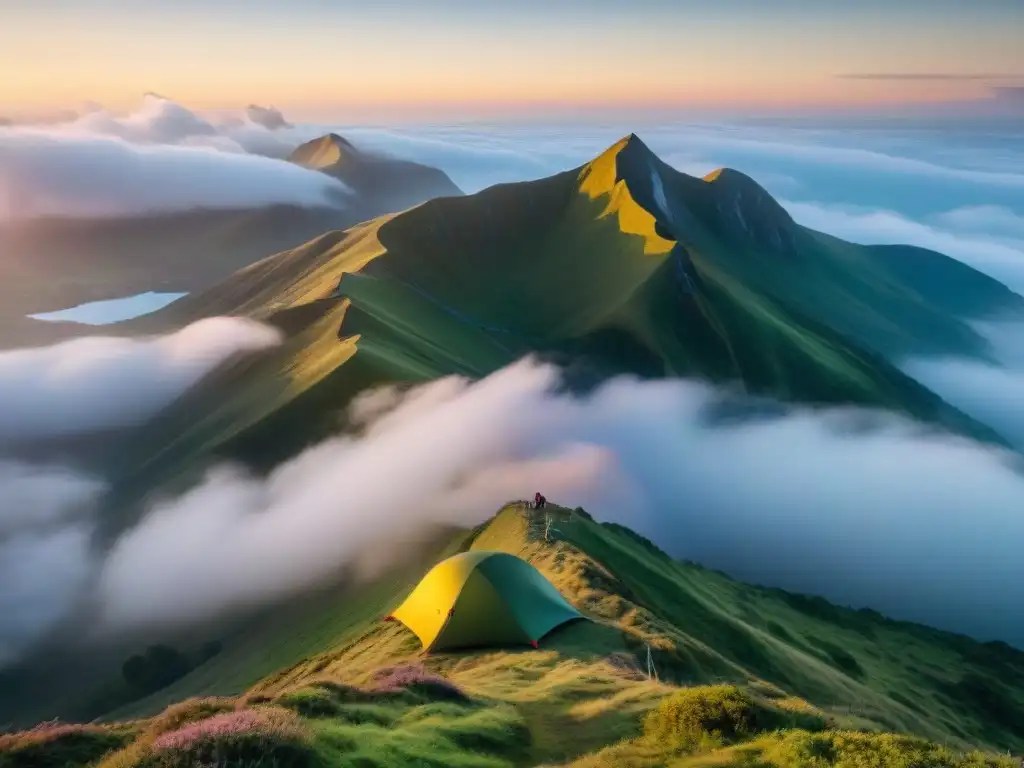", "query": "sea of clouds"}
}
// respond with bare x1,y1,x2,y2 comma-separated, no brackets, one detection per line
2,95,1023,293
3,351,1024,669
2,95,1024,665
